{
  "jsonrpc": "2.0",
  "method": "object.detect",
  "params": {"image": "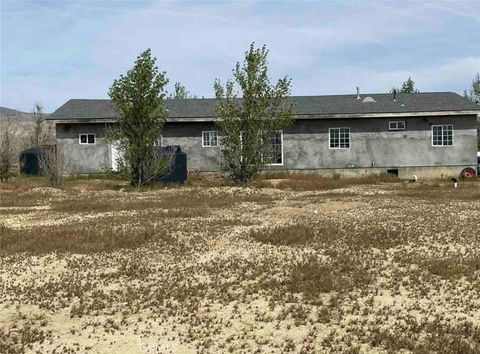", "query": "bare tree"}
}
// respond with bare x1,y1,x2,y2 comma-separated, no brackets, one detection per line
148,147,176,183
0,116,17,182
38,144,64,187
